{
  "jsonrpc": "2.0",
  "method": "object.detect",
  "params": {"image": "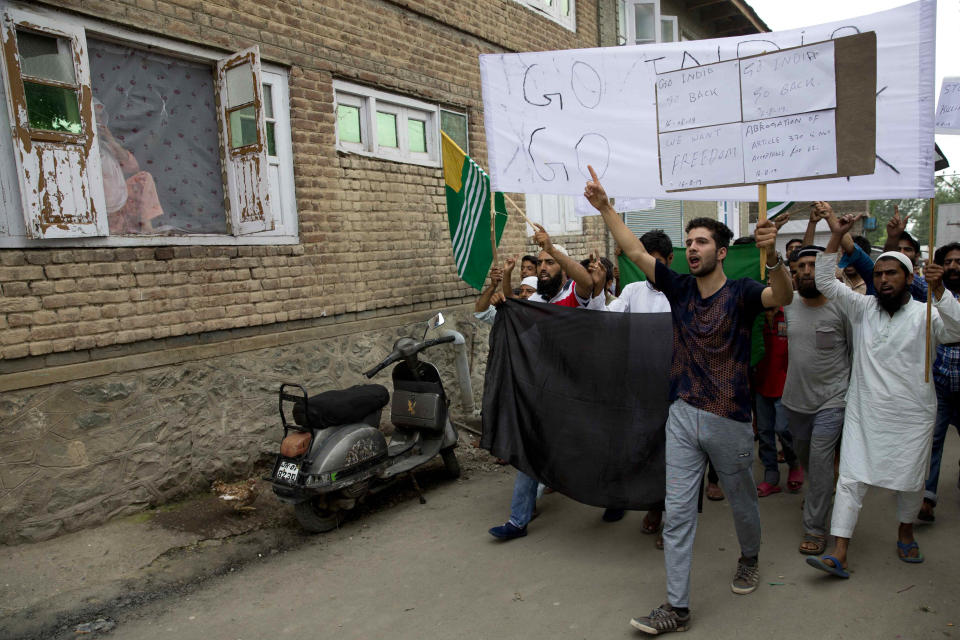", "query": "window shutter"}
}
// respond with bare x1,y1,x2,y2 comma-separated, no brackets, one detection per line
560,196,582,235
0,9,107,238
624,199,683,247
215,46,272,235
